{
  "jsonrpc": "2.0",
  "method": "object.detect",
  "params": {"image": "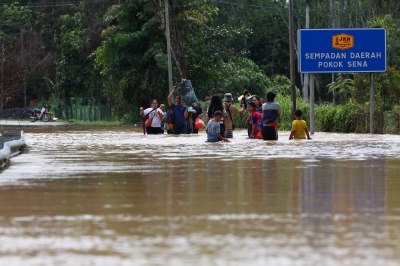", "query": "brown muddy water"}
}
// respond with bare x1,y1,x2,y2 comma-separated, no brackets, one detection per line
1,125,400,266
